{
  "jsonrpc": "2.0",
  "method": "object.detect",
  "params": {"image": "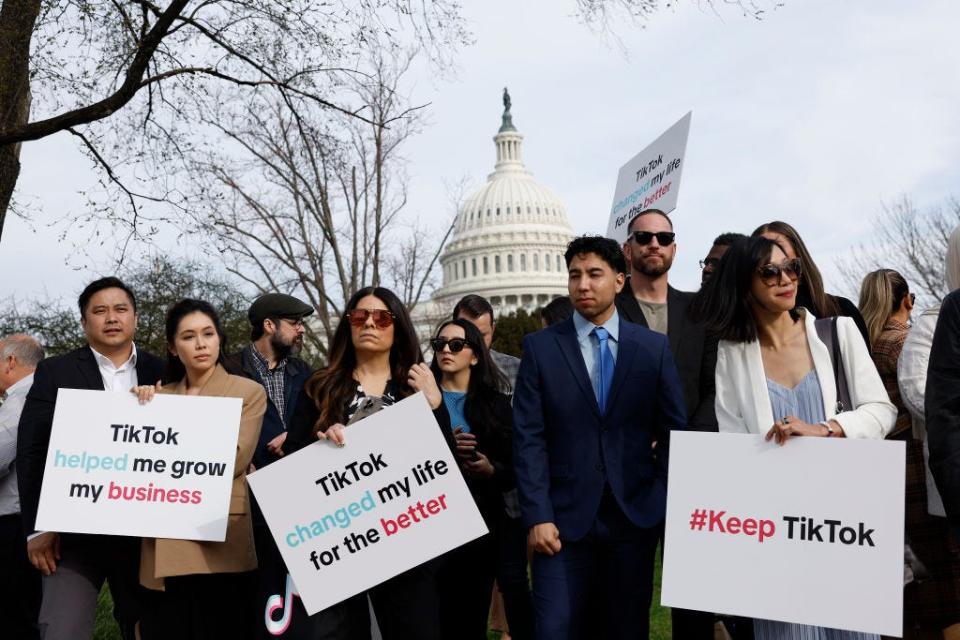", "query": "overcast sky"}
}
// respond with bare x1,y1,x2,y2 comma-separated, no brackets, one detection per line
3,0,959,306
